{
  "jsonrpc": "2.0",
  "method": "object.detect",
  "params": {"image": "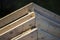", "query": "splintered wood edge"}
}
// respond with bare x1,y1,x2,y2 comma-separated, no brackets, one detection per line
11,28,37,40
0,12,35,36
